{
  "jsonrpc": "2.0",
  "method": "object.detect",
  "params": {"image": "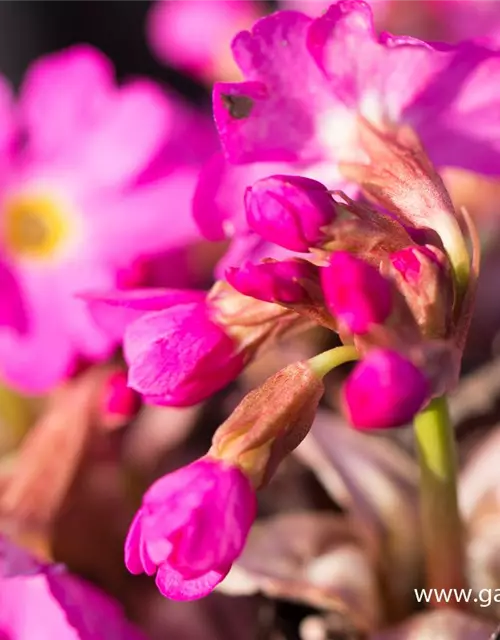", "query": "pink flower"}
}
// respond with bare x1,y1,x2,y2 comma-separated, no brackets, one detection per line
343,349,430,429
0,535,144,639
321,251,393,334
125,302,245,406
84,288,246,406
245,175,335,251
226,258,319,304
125,457,256,601
147,0,261,83
197,0,500,263
0,45,212,393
